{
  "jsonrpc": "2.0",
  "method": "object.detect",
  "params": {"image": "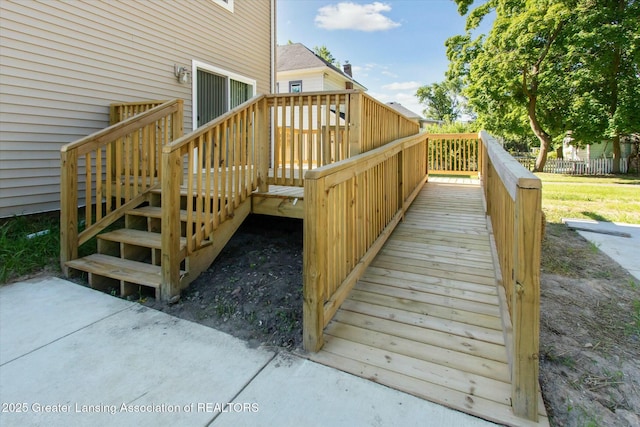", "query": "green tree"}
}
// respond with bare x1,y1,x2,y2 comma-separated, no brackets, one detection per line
447,0,640,172
447,0,574,171
564,1,640,173
416,80,466,122
313,45,339,67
